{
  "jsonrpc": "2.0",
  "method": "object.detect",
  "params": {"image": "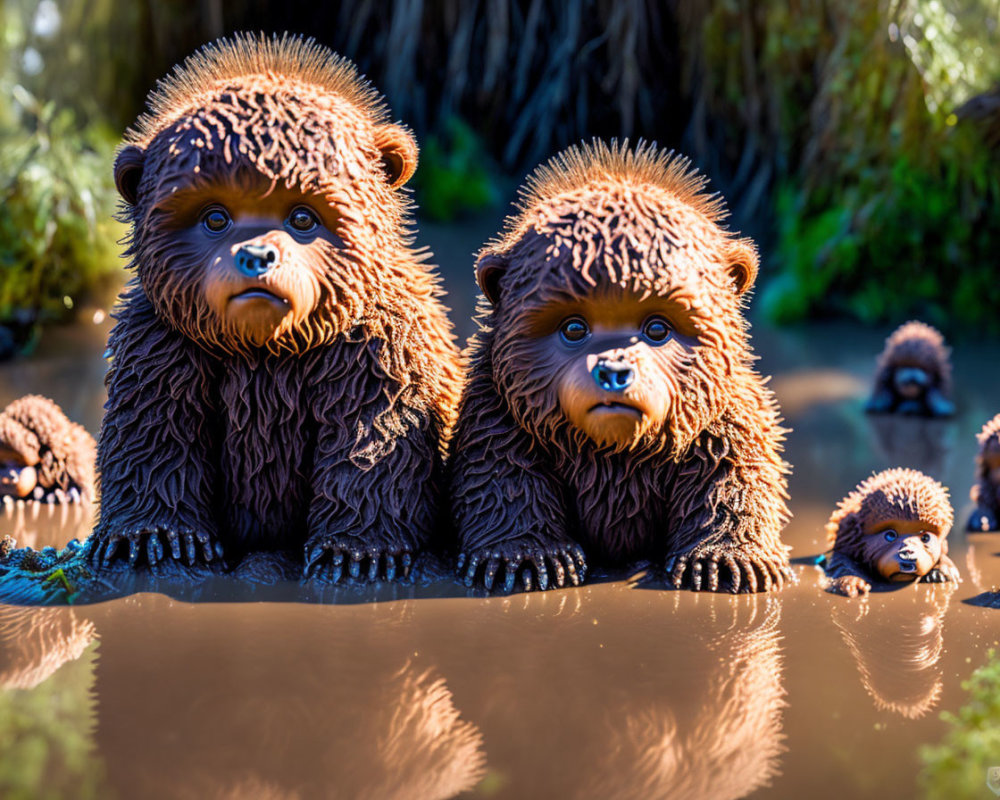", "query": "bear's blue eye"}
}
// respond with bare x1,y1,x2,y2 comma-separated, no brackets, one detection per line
558,316,589,345
201,206,231,234
642,316,671,344
883,530,898,542
288,206,319,233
